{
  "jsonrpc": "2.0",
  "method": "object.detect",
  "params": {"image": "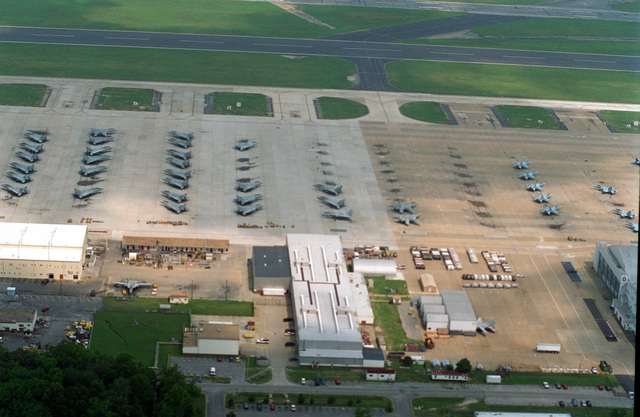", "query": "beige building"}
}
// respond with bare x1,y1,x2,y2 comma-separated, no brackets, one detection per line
183,323,239,356
0,308,38,333
122,236,229,254
169,291,189,304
